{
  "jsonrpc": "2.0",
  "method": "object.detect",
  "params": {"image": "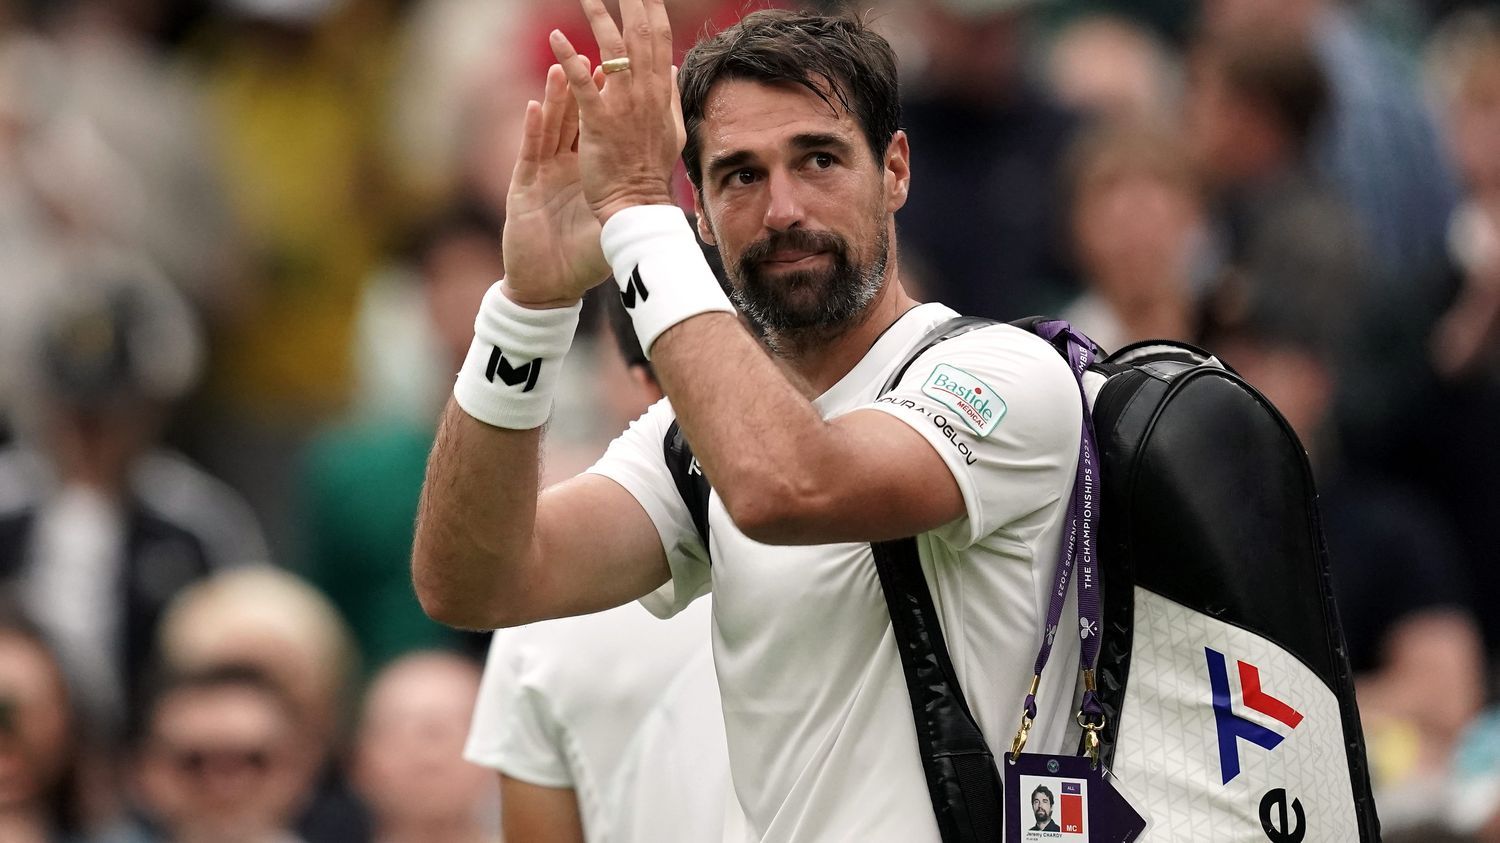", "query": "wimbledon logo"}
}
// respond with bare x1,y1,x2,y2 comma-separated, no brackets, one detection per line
921,364,1006,437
